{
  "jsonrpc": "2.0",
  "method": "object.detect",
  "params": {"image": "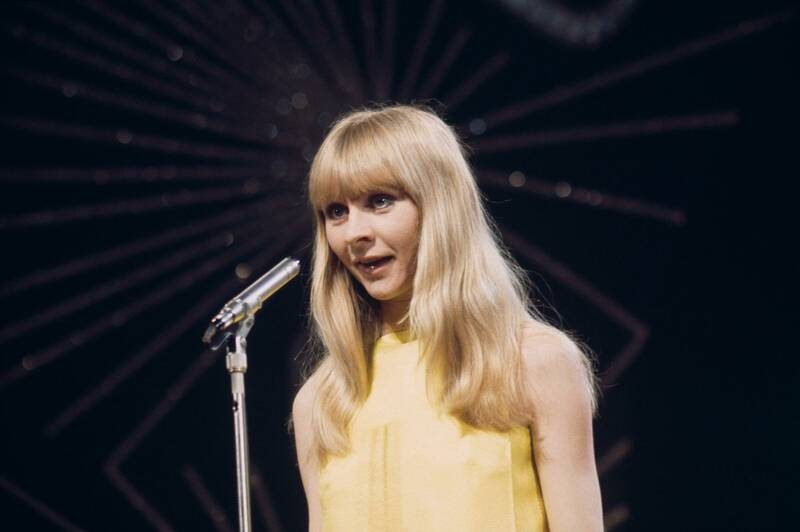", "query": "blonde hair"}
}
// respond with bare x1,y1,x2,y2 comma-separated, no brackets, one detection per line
303,104,596,464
